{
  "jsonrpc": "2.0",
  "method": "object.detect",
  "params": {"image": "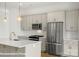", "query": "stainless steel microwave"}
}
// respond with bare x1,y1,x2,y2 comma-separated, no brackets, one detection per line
32,23,42,30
